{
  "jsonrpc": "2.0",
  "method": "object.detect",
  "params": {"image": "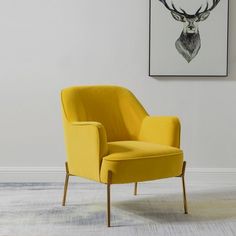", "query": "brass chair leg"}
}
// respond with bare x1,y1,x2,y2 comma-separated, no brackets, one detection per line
181,161,188,214
134,182,138,196
62,162,69,206
107,171,112,227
